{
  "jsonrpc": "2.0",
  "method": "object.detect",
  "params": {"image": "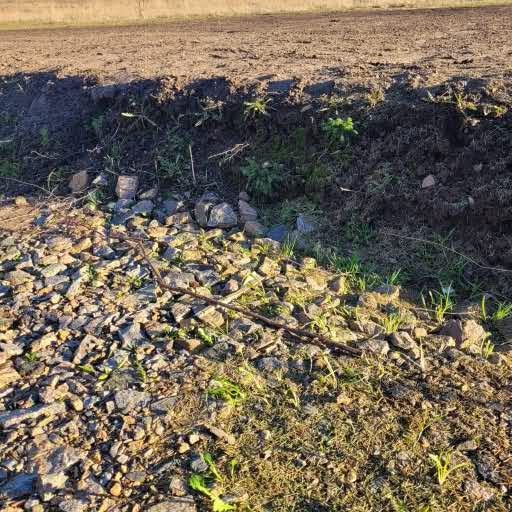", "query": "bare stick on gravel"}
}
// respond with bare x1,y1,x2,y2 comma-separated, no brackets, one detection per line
120,234,362,357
